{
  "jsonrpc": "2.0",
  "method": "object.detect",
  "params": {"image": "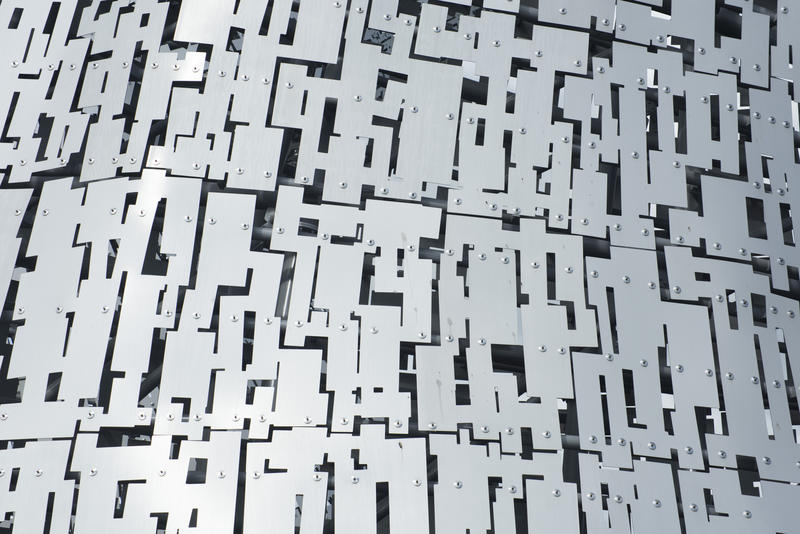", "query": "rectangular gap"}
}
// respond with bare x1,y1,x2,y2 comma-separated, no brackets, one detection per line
710,95,720,141
746,197,768,239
